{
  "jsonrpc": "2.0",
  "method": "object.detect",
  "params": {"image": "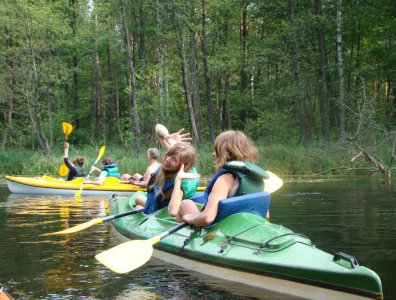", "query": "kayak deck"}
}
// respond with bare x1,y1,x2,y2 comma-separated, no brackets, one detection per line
5,176,205,196
107,194,383,300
